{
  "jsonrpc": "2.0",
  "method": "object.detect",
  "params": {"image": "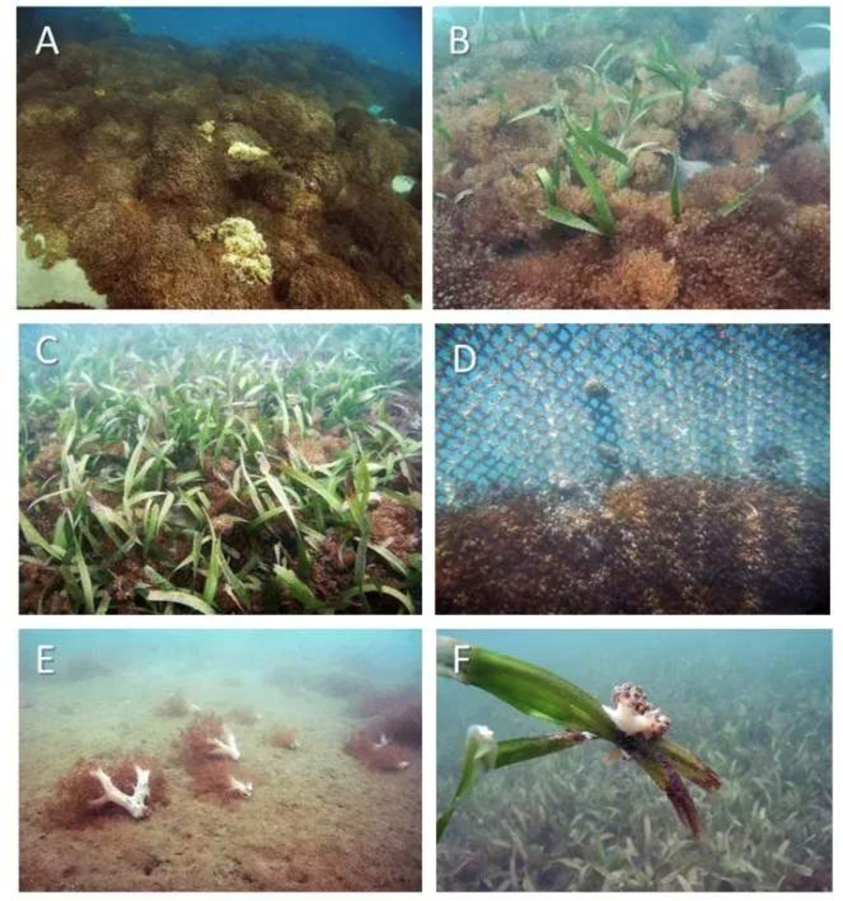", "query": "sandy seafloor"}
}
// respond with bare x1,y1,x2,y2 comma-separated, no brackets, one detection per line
20,666,421,891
